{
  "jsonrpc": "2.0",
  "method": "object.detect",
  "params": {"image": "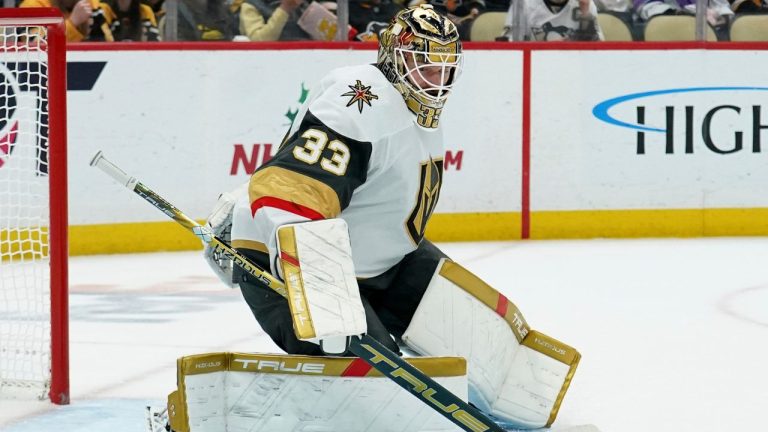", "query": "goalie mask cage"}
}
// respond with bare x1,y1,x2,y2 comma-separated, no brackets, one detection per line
0,8,68,404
